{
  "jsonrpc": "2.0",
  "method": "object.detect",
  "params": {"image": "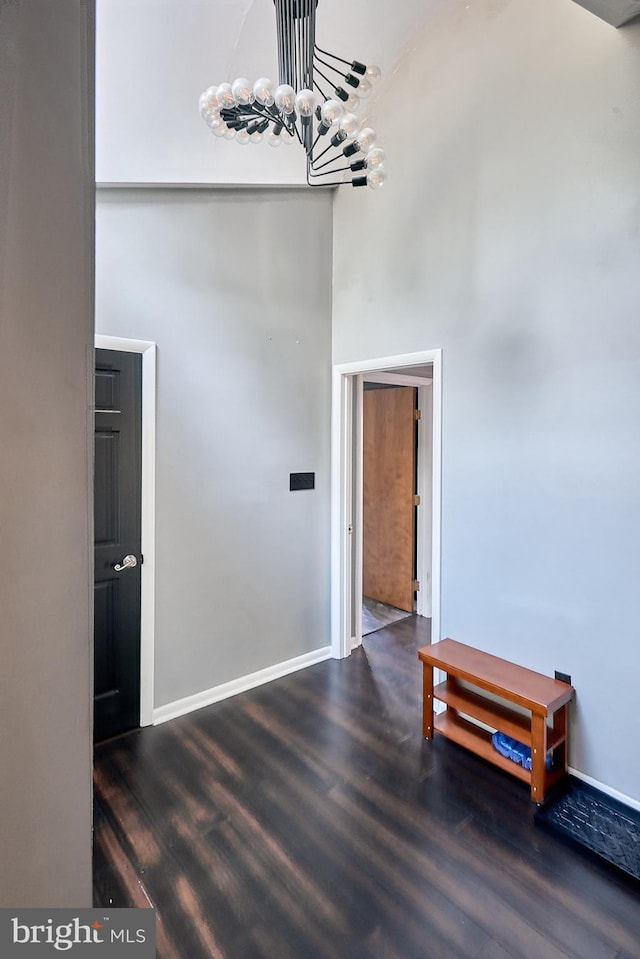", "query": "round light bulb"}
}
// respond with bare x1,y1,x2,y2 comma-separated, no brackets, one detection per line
199,87,219,115
224,128,236,139
275,84,296,114
356,127,376,152
357,77,372,99
205,85,219,105
268,130,282,147
236,129,250,144
200,102,221,122
231,77,254,106
297,89,318,117
320,99,345,126
365,64,382,82
366,147,385,170
199,88,221,121
250,130,263,143
254,77,275,106
339,112,359,137
367,167,386,189
208,118,227,137
281,129,295,145
216,83,236,108
345,93,360,112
